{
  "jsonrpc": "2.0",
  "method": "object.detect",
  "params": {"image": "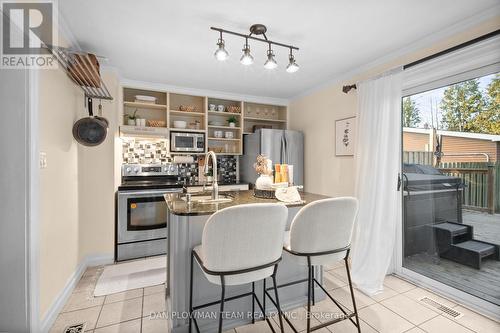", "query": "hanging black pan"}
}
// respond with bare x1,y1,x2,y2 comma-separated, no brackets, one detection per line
72,96,108,146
